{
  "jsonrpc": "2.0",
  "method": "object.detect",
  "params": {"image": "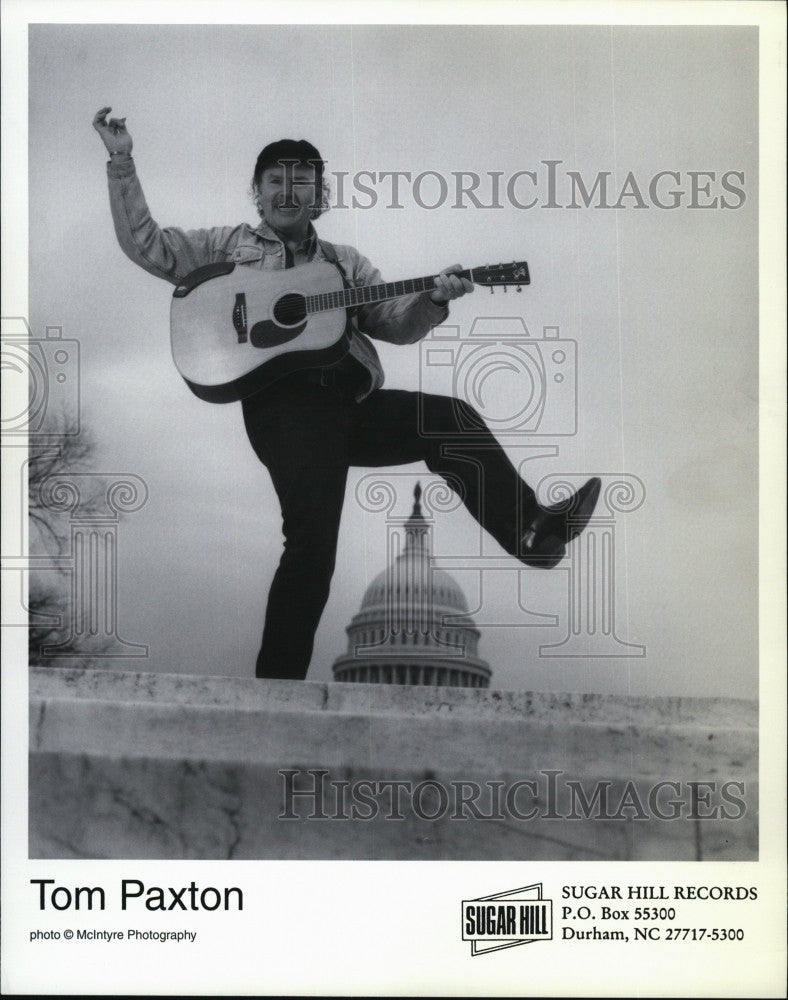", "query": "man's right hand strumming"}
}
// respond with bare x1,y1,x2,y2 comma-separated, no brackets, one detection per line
93,106,133,159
